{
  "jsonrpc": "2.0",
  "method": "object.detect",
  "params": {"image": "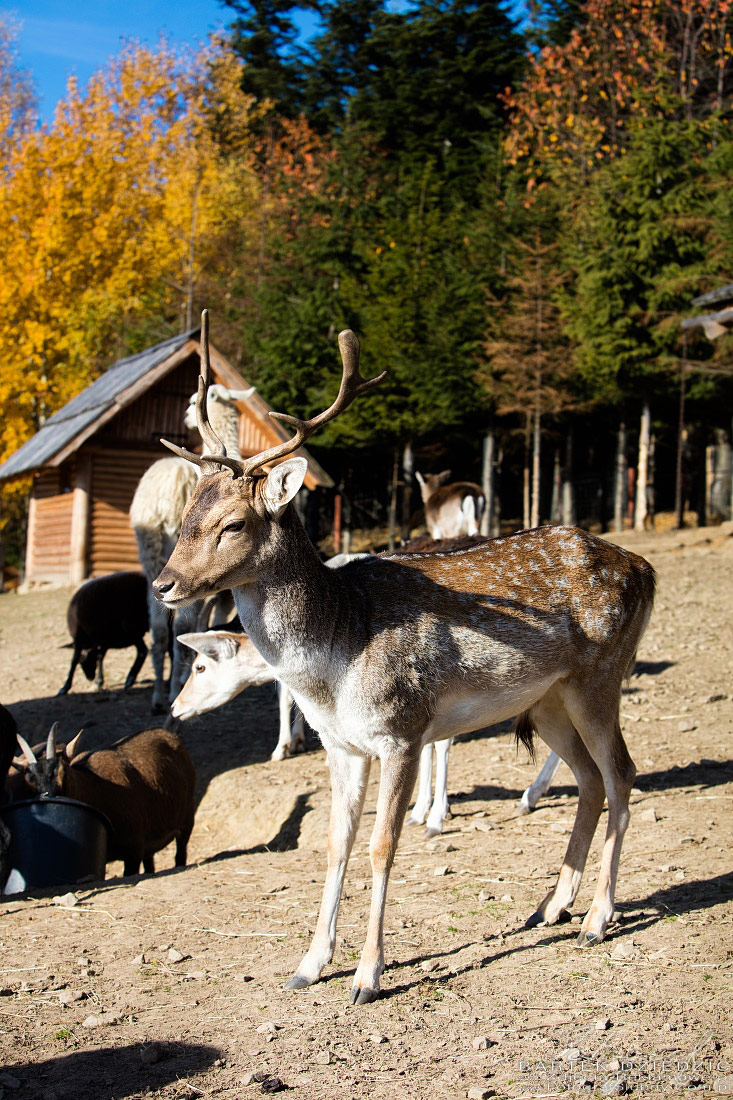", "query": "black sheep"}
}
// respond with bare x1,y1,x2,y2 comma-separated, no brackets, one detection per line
59,571,149,695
